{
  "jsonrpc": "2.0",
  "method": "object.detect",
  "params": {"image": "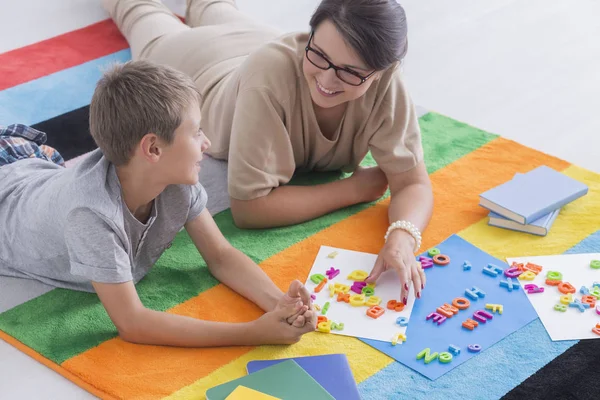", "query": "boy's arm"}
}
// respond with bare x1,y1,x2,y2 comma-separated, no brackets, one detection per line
93,281,252,346
184,209,311,312
229,166,389,229
93,280,314,347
